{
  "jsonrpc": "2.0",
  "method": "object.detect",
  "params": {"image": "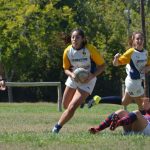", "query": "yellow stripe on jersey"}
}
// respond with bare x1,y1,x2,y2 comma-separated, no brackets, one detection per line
63,44,105,70
118,48,134,65
63,45,72,70
86,44,105,65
